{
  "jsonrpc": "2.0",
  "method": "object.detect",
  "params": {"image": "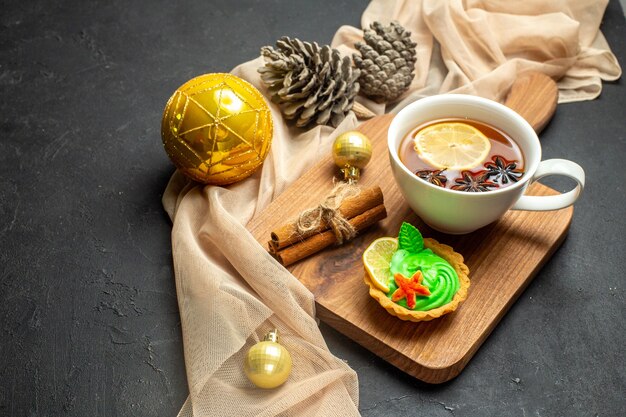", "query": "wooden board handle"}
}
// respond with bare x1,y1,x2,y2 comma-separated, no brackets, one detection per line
504,71,558,134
